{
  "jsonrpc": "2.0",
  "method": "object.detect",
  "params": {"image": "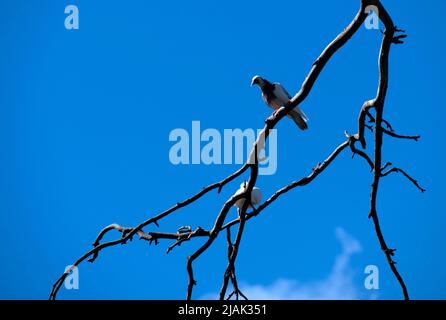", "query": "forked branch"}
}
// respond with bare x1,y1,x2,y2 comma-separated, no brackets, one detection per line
50,0,423,301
